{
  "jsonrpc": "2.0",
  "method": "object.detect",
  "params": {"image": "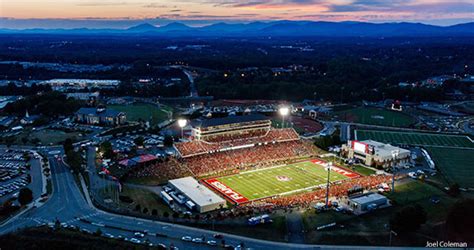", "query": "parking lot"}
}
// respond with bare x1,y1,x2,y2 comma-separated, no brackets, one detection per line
0,151,29,201
0,150,43,204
